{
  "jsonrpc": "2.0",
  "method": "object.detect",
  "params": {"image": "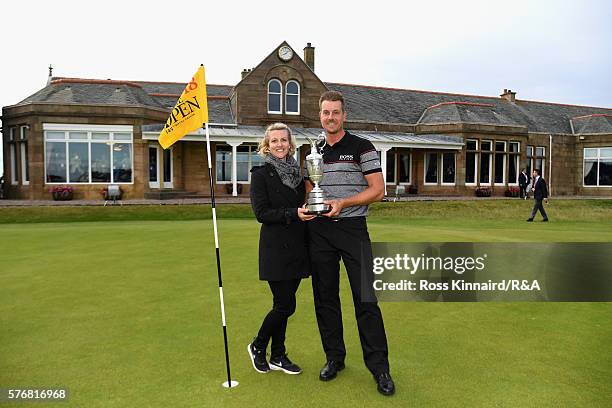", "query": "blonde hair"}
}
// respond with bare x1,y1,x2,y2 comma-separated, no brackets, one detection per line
258,123,296,156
